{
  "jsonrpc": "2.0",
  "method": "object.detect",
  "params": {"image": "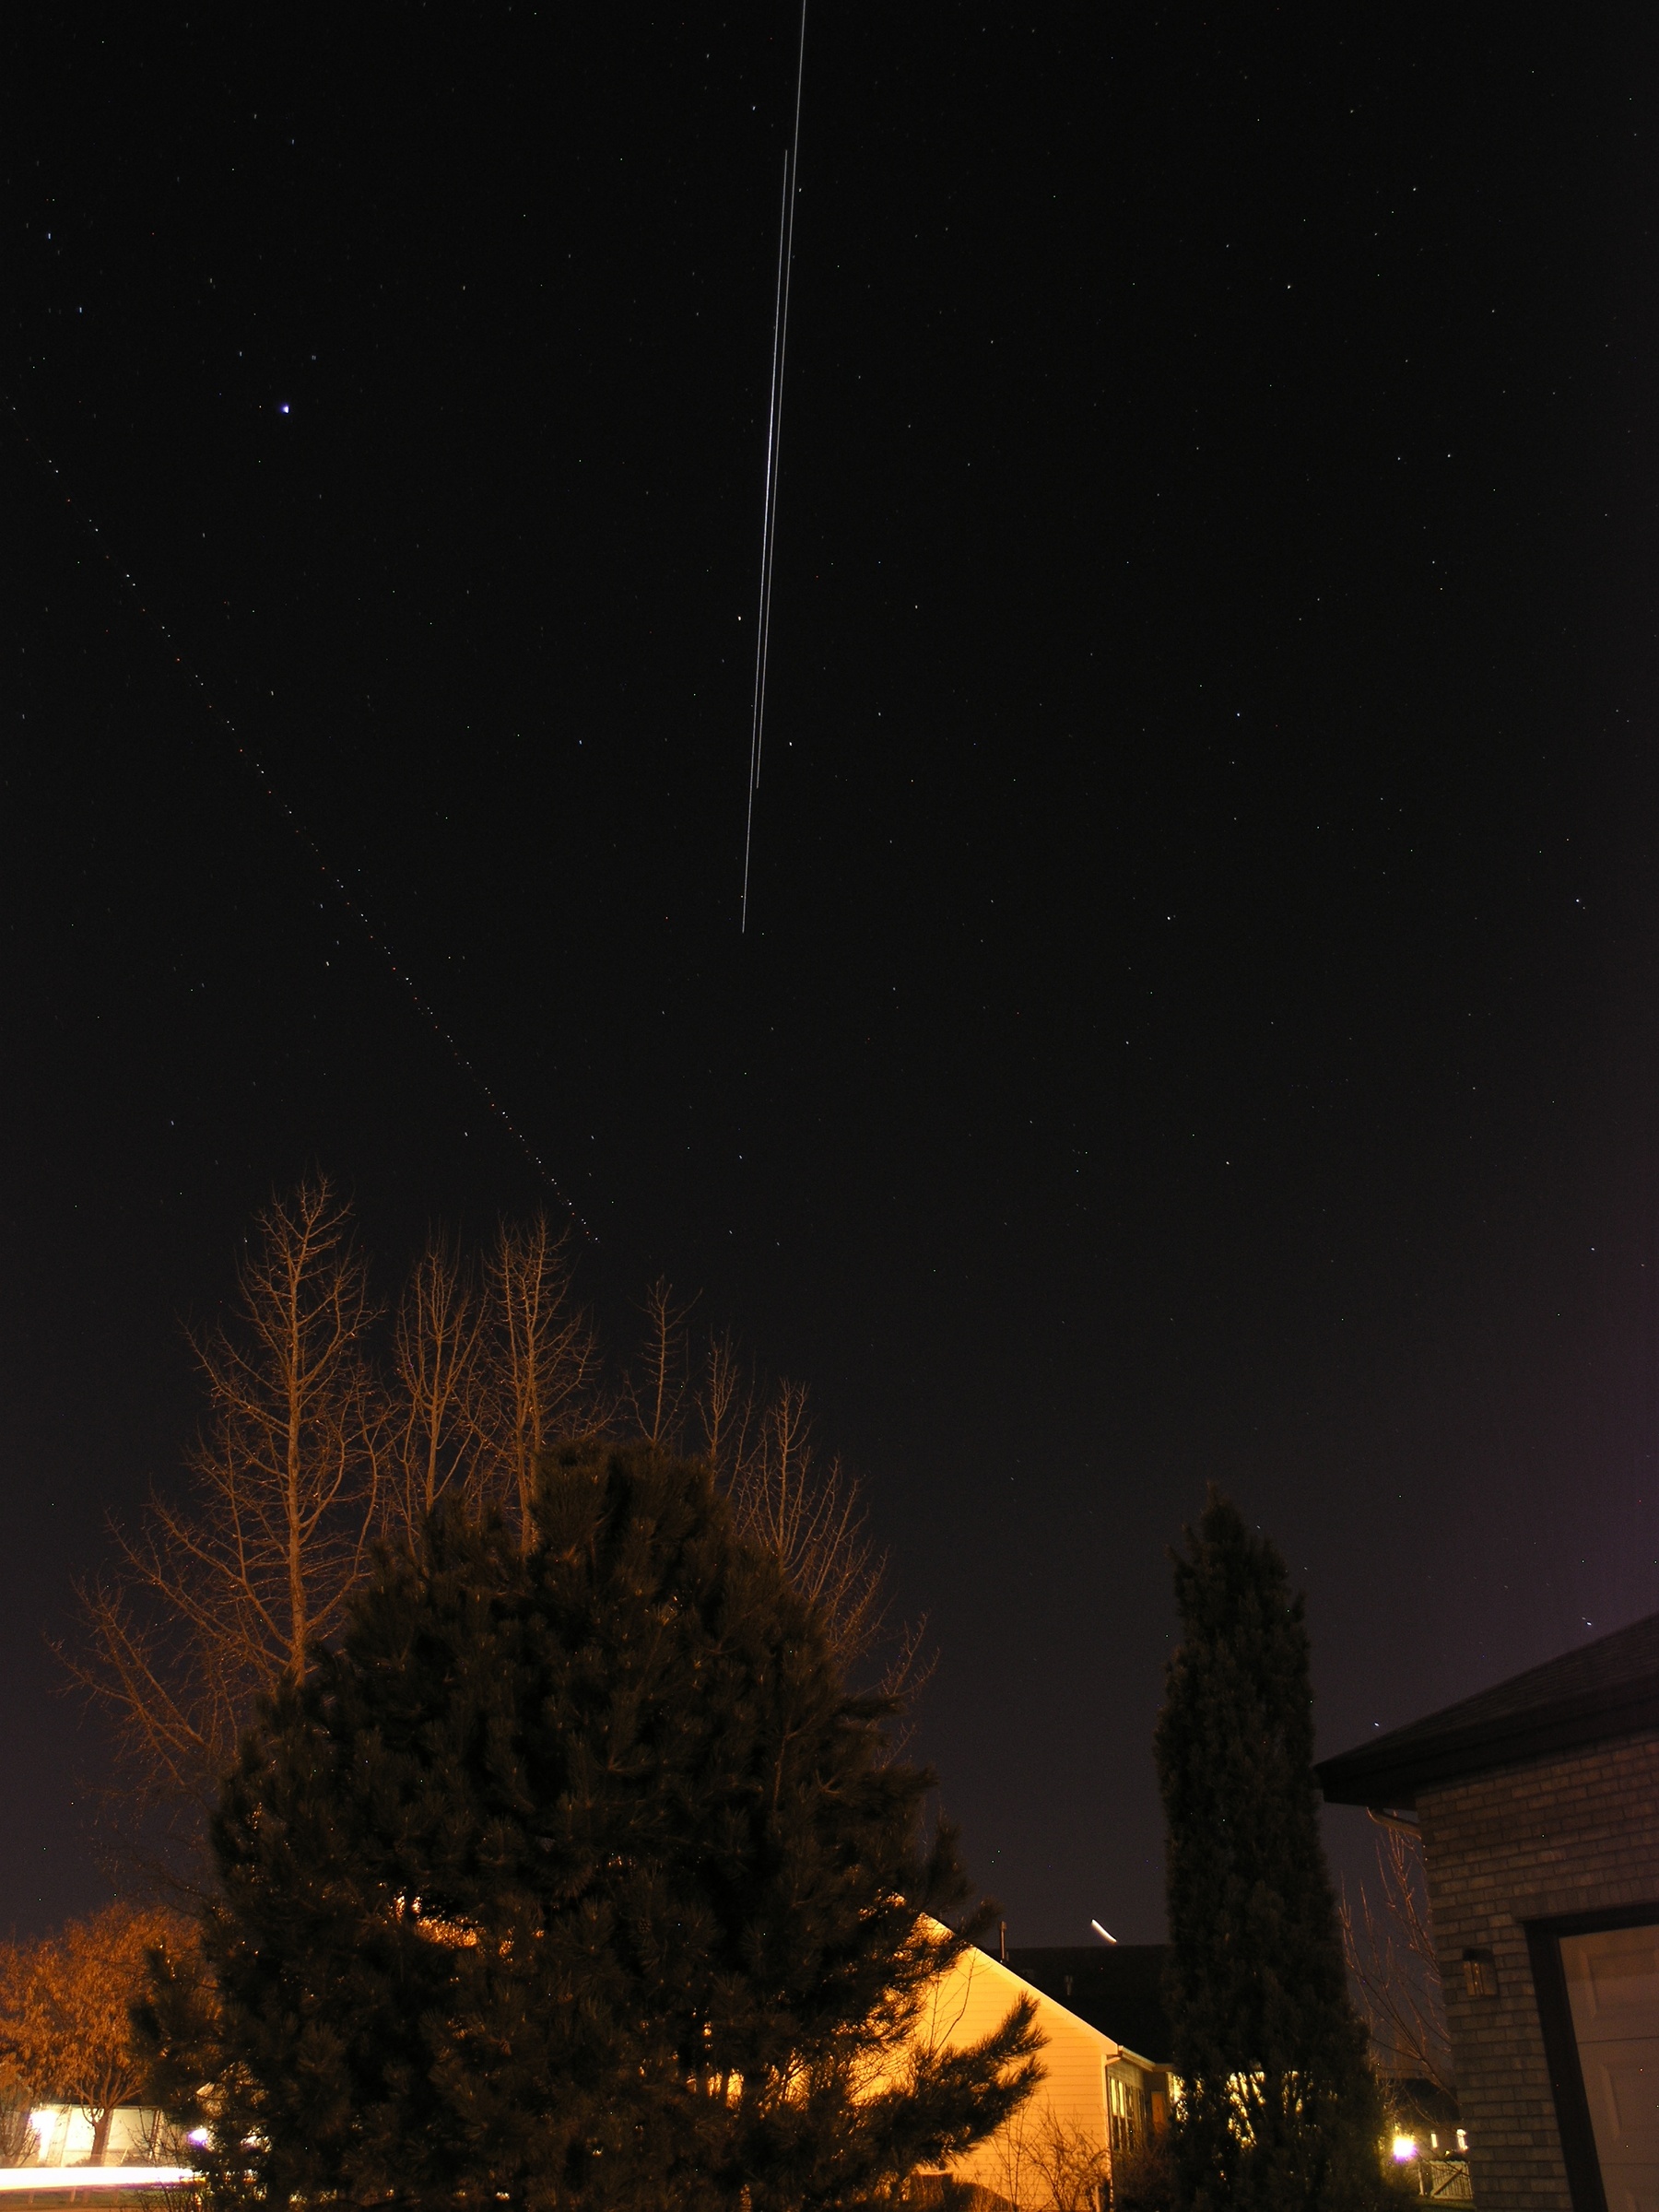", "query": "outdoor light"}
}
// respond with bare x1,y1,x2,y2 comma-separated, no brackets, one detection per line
1090,1920,1118,1945
188,2128,210,2147
1392,2136,1418,2163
